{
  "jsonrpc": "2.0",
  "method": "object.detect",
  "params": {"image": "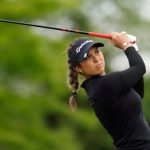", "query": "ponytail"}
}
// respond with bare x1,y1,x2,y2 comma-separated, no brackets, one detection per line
67,64,79,112
67,41,80,112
